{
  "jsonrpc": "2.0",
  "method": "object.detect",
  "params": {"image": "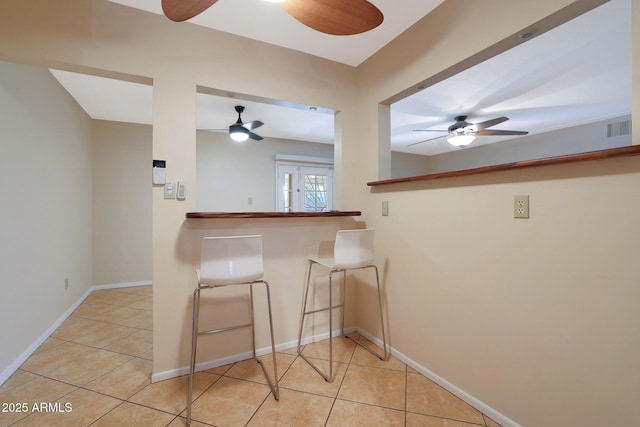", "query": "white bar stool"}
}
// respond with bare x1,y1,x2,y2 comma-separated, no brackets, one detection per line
186,235,279,425
297,229,387,382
